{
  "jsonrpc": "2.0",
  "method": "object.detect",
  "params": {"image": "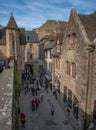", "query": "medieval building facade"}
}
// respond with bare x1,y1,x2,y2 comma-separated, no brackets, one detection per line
52,21,67,100
25,30,39,77
0,13,26,83
59,9,96,130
